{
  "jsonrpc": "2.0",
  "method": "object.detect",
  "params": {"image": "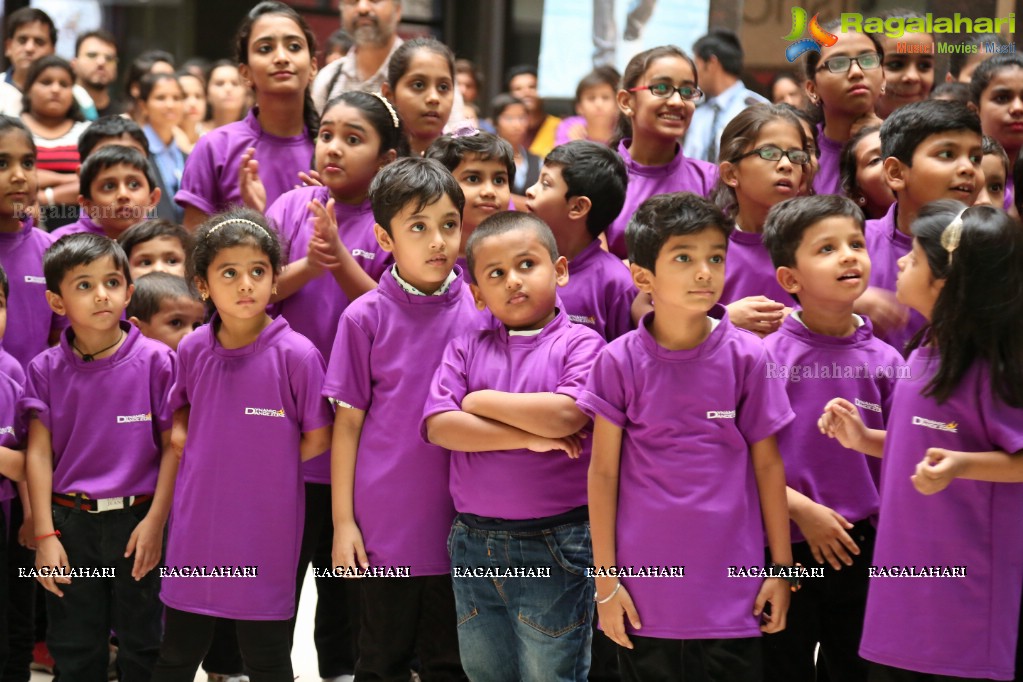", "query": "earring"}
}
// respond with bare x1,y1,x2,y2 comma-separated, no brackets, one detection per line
880,87,886,95
272,286,278,296
857,196,866,205
200,292,208,301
